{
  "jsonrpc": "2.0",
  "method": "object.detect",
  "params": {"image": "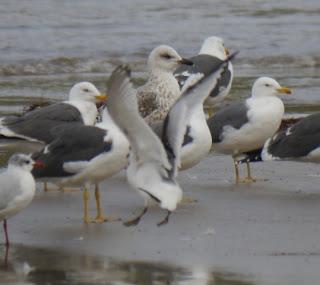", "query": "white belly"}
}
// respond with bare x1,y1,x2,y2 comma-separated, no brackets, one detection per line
214,97,284,155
